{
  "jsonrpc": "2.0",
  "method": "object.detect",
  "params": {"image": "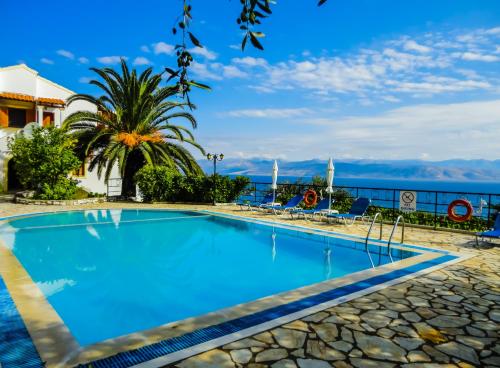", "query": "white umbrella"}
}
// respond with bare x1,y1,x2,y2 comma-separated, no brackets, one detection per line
271,160,278,204
325,158,335,211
